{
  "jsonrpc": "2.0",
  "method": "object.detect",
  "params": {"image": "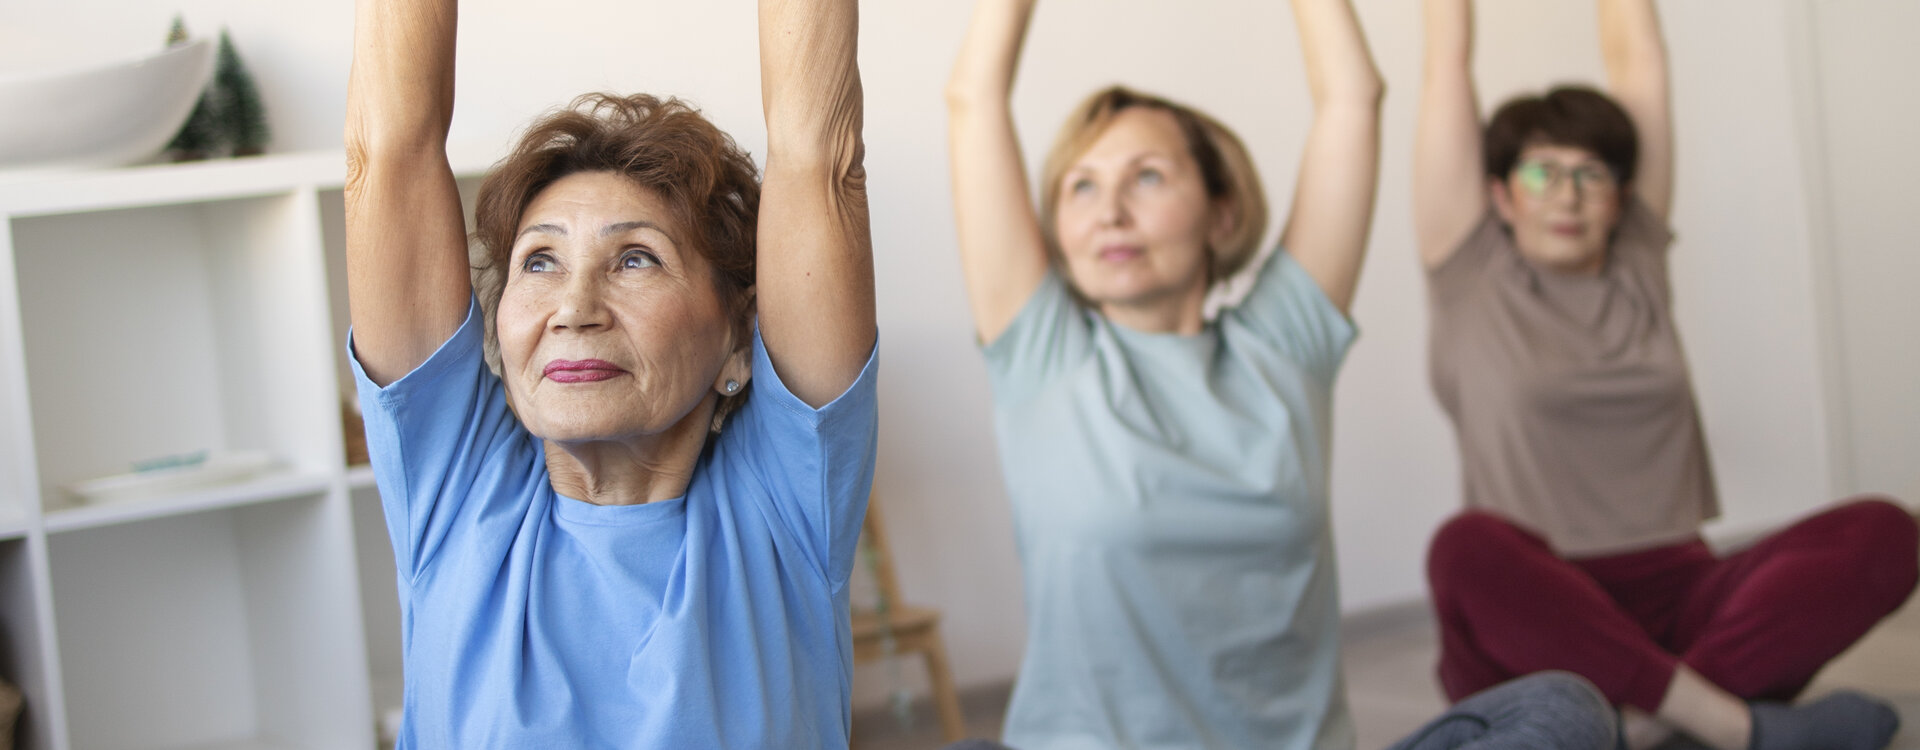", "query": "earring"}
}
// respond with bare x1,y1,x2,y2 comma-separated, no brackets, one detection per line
724,380,740,394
